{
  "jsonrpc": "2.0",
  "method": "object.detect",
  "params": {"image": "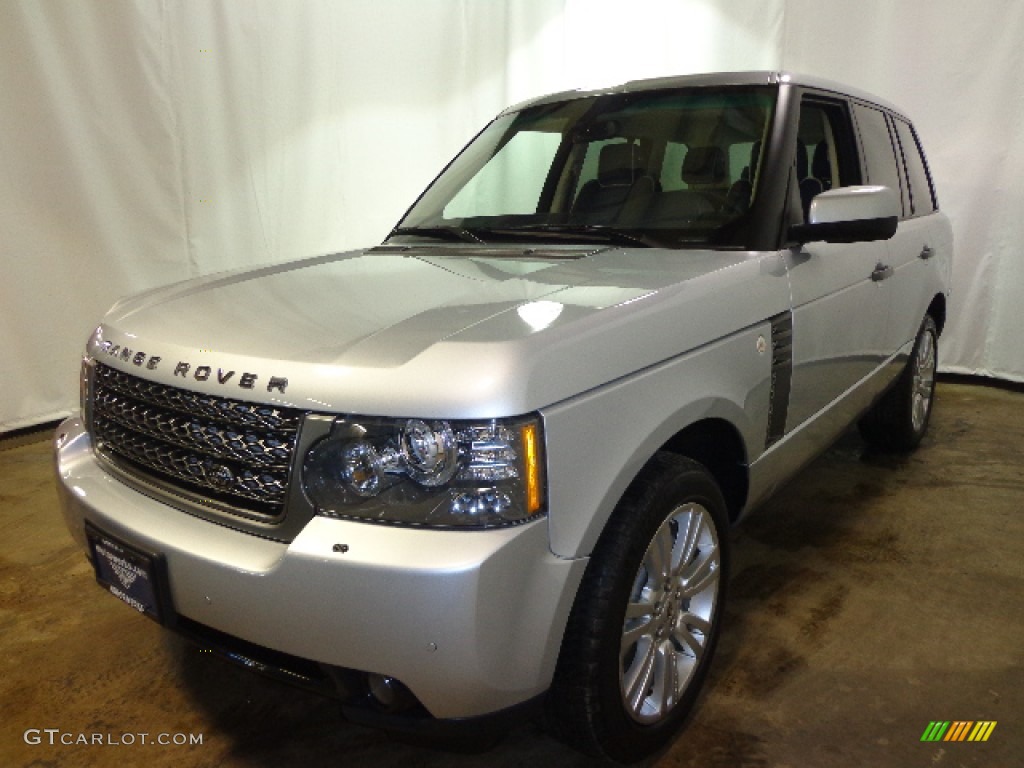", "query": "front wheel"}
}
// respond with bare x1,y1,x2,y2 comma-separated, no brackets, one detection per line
548,454,730,763
859,314,938,452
